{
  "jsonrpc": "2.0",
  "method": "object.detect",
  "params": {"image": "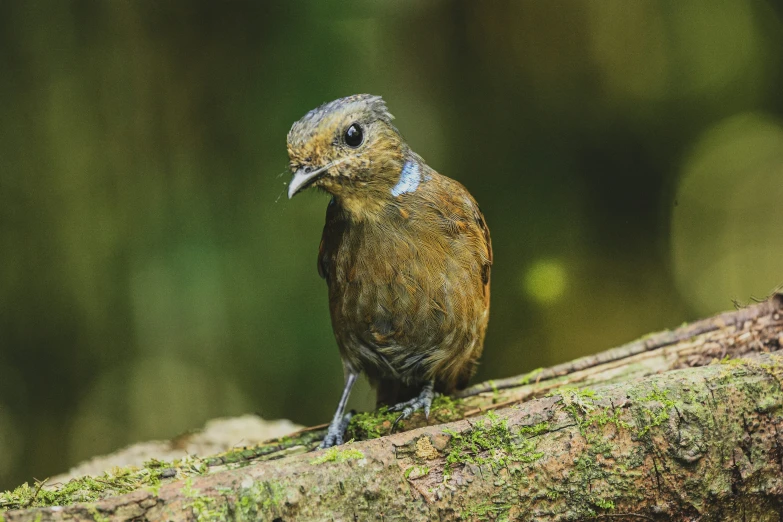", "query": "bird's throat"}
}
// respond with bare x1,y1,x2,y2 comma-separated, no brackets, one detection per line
335,192,389,222
336,159,429,222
